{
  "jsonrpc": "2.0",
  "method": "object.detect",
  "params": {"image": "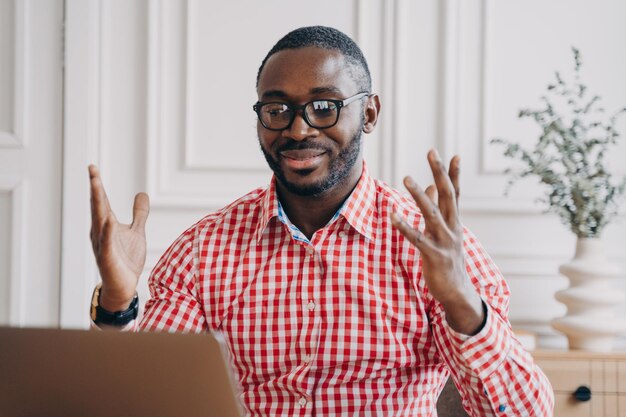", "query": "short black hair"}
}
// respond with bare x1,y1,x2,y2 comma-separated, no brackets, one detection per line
256,26,372,94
